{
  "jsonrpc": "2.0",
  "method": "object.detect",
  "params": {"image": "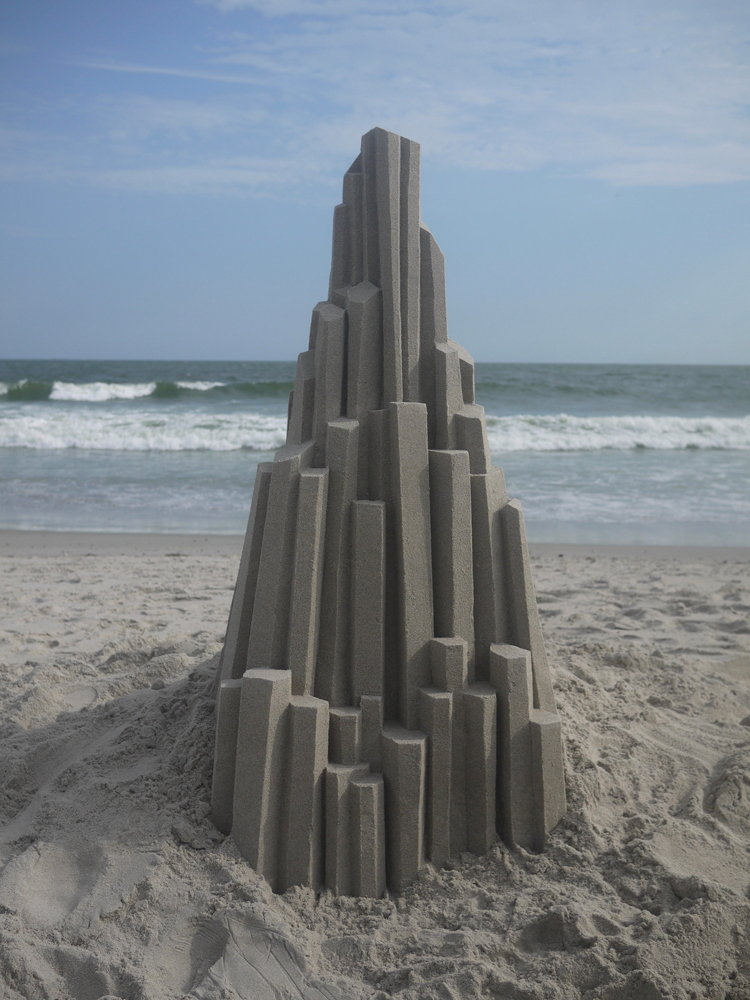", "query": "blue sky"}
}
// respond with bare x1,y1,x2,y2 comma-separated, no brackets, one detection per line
1,0,749,363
